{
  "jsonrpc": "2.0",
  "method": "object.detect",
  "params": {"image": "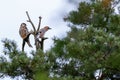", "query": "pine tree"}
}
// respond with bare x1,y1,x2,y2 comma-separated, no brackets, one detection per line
0,39,50,80
48,0,120,79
